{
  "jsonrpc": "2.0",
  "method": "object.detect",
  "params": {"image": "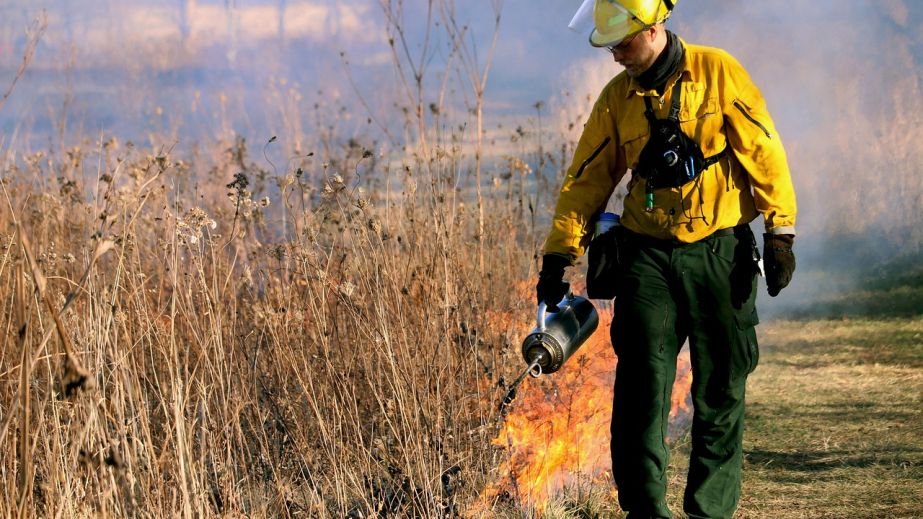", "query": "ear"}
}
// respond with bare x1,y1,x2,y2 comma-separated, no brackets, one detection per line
648,23,666,43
